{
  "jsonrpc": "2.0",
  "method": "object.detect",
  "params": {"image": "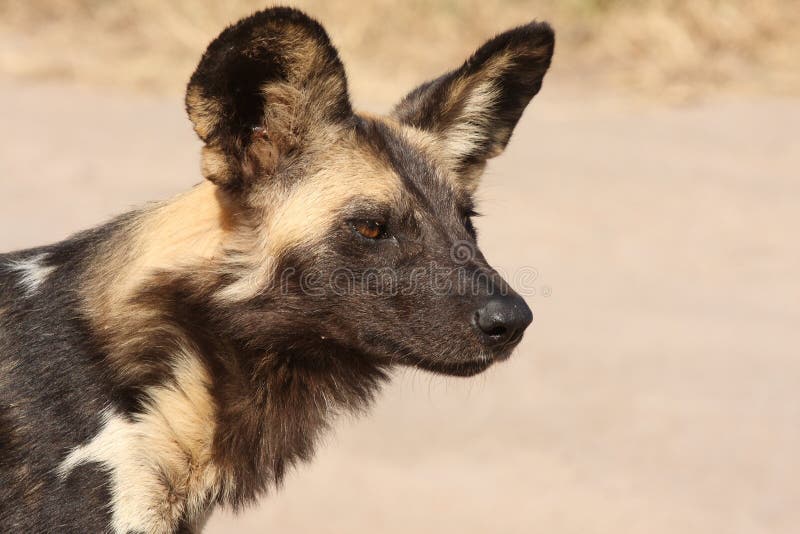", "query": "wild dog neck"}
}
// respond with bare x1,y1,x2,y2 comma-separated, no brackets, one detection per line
75,181,390,516
127,271,391,508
